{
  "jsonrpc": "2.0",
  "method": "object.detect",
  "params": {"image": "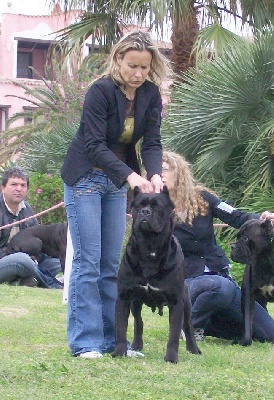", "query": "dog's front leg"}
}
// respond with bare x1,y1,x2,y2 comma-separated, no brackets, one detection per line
182,284,202,354
112,296,130,357
240,264,254,346
130,299,144,351
165,302,183,363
